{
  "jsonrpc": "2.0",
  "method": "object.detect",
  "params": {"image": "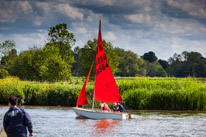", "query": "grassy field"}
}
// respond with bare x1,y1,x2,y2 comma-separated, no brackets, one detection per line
0,77,206,110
